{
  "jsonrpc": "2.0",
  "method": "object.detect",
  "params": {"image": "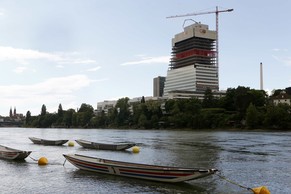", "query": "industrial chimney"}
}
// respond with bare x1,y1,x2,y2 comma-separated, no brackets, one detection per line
260,62,263,90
